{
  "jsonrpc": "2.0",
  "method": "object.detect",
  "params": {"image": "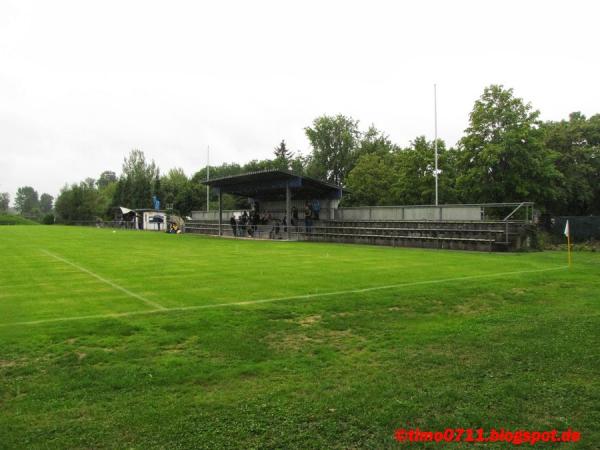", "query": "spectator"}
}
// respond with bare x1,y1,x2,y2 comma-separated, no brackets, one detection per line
304,202,313,233
251,211,259,235
312,199,321,220
270,219,280,239
230,215,237,237
241,211,248,235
